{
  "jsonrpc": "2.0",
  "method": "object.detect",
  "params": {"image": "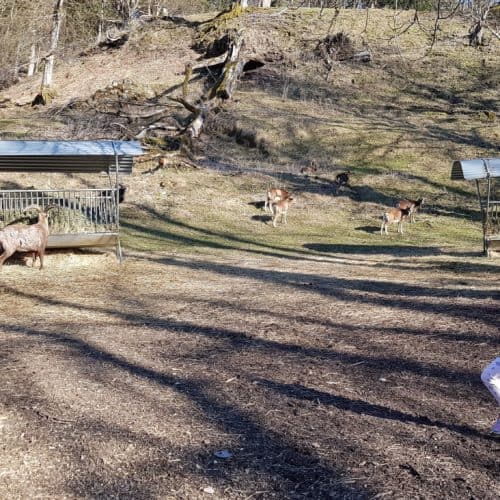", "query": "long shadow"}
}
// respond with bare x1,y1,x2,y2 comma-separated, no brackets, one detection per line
0,321,368,499
2,285,494,387
258,379,497,442
156,257,499,328
122,204,326,262
154,255,499,303
171,295,499,346
304,243,482,258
